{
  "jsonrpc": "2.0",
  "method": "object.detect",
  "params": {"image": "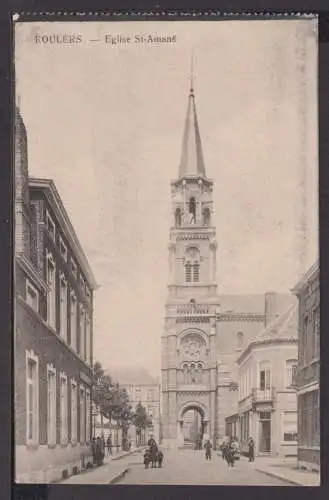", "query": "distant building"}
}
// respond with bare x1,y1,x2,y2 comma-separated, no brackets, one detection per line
108,367,161,444
15,107,98,483
226,297,298,459
292,262,320,472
